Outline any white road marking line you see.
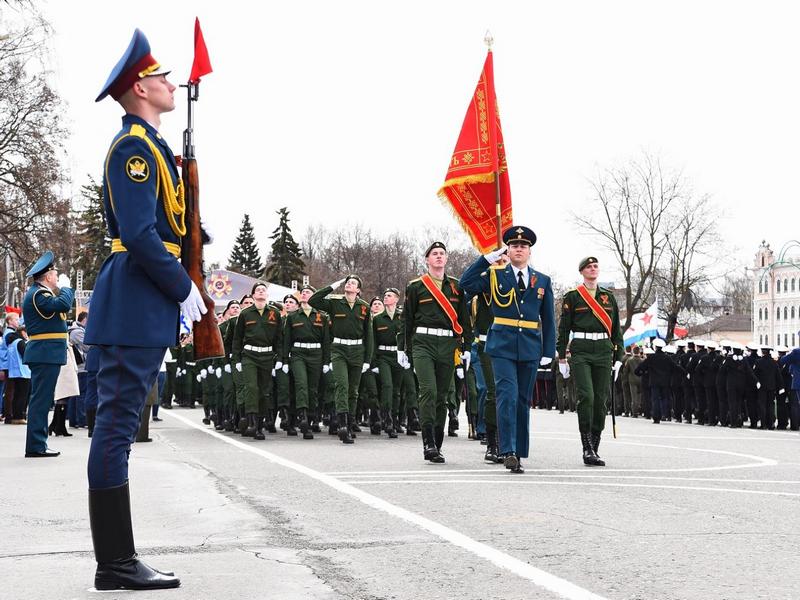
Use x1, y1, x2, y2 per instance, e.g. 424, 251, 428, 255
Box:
338, 479, 800, 498
333, 473, 800, 484
165, 410, 609, 600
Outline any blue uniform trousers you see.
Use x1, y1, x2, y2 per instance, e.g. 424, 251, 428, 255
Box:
88, 346, 164, 489
25, 364, 61, 454
491, 356, 537, 458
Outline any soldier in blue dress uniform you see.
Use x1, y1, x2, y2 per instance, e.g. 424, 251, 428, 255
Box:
460, 226, 556, 474
21, 251, 74, 457
84, 29, 207, 591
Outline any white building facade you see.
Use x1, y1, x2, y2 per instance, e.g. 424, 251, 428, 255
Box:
753, 241, 800, 348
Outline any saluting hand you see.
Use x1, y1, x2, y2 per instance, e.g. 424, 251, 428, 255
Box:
57, 273, 72, 289
331, 278, 347, 291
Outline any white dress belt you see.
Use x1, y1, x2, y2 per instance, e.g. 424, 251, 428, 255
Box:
244, 344, 273, 352
415, 327, 453, 337
333, 337, 362, 345
378, 345, 398, 351
572, 332, 608, 341
293, 342, 322, 349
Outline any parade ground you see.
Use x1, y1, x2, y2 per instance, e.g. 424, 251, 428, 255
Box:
2, 408, 799, 600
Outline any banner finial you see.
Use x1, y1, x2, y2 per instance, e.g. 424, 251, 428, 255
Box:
484, 30, 494, 50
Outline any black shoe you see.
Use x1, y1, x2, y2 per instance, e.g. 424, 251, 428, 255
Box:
447, 407, 459, 435
286, 413, 298, 436
265, 410, 277, 433
243, 414, 257, 438
510, 458, 525, 474
338, 413, 354, 444
254, 417, 265, 441
90, 482, 180, 591
422, 426, 444, 463
25, 449, 60, 458
582, 432, 605, 466
152, 417, 163, 422
503, 454, 519, 470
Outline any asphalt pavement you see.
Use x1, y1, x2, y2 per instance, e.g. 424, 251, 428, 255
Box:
2, 407, 799, 600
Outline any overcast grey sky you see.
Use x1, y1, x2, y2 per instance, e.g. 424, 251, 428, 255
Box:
42, 1, 800, 287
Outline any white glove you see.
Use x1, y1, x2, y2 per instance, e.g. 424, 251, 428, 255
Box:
235, 362, 242, 372
196, 374, 202, 382
756, 382, 761, 389
57, 273, 72, 289
779, 388, 785, 395
200, 215, 214, 244
215, 368, 222, 378
483, 246, 507, 264
224, 364, 231, 373
460, 351, 471, 371
206, 366, 214, 375
397, 350, 408, 368
331, 278, 347, 290
540, 357, 553, 366
686, 373, 691, 380
275, 361, 283, 370
403, 362, 410, 370
180, 282, 207, 323
281, 364, 289, 374
271, 368, 276, 377
201, 370, 207, 379
613, 360, 623, 382
362, 362, 370, 373
455, 366, 465, 379
559, 361, 570, 379
371, 367, 379, 374
323, 364, 331, 374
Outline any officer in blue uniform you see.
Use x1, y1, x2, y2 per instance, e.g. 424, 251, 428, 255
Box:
461, 226, 556, 473
21, 251, 74, 457
85, 29, 206, 591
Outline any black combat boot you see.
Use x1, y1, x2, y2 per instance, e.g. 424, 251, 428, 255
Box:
286, 412, 298, 436
298, 408, 313, 439
243, 414, 257, 438
86, 407, 96, 438
338, 413, 354, 444
89, 482, 180, 590
447, 407, 459, 436
434, 425, 446, 461
253, 416, 265, 441
393, 411, 405, 435
265, 409, 277, 433
591, 431, 603, 462
238, 414, 248, 435
328, 410, 338, 435
382, 410, 397, 438
410, 407, 421, 431
202, 406, 211, 425
422, 425, 444, 463
484, 428, 501, 464
369, 408, 382, 435
349, 414, 362, 434
310, 410, 321, 433
405, 409, 417, 436
468, 413, 477, 440
581, 431, 604, 466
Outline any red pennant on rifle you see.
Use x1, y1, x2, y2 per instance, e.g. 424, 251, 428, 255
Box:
189, 18, 213, 83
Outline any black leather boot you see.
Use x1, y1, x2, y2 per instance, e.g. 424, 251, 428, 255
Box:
310, 410, 321, 433
591, 431, 603, 461
328, 410, 338, 435
582, 431, 605, 466
265, 409, 277, 433
55, 405, 72, 436
349, 414, 362, 434
238, 415, 248, 435
338, 413, 354, 444
434, 426, 446, 461
447, 407, 459, 436
369, 408, 382, 435
422, 425, 444, 463
410, 407, 421, 431
405, 409, 417, 435
202, 406, 211, 425
254, 416, 265, 440
484, 428, 501, 464
86, 407, 96, 438
298, 408, 313, 439
243, 413, 257, 438
89, 482, 180, 590
383, 410, 397, 438
286, 412, 298, 436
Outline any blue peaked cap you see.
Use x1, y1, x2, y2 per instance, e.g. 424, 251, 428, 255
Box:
96, 28, 169, 102
26, 250, 54, 278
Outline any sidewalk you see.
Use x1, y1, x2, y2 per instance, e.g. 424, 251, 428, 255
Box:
0, 418, 339, 599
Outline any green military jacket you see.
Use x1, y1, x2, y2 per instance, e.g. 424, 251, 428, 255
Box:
308, 285, 373, 357
371, 308, 402, 365
556, 286, 624, 362
232, 303, 283, 363
471, 292, 493, 346
402, 273, 472, 355
282, 306, 331, 364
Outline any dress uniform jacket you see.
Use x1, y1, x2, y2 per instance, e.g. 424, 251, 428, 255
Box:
22, 283, 74, 365
85, 114, 191, 348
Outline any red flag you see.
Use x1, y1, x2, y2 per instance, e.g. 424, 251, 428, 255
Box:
4, 305, 21, 316
437, 50, 512, 253
189, 18, 213, 83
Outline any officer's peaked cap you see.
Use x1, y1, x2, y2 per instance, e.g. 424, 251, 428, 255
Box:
26, 251, 54, 278
96, 29, 170, 102
503, 226, 536, 247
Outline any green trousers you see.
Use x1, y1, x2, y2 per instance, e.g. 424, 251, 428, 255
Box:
290, 348, 322, 411
377, 353, 403, 412
570, 339, 612, 433
358, 370, 379, 412
331, 345, 364, 415
411, 334, 458, 428
400, 368, 418, 412
478, 347, 497, 429
275, 368, 292, 409
222, 369, 235, 410
242, 353, 274, 415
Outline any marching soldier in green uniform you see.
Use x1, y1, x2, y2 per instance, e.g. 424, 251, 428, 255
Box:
232, 282, 283, 440
284, 286, 330, 440
275, 297, 297, 436
557, 257, 624, 466
371, 288, 406, 439
309, 275, 373, 444
225, 295, 253, 432
471, 292, 500, 462
217, 300, 240, 430
400, 242, 472, 463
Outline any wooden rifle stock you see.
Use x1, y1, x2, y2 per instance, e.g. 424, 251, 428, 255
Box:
181, 157, 223, 360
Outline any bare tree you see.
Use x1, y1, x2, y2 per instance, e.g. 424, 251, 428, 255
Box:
575, 152, 686, 329
718, 271, 754, 316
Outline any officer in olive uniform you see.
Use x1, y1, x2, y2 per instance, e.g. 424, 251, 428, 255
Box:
284, 286, 330, 439
309, 275, 373, 444
87, 29, 203, 590
21, 251, 74, 458
371, 288, 405, 439
400, 242, 472, 464
461, 226, 556, 474
556, 257, 623, 467
232, 282, 283, 440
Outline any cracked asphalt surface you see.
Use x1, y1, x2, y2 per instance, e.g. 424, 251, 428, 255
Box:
2, 407, 799, 600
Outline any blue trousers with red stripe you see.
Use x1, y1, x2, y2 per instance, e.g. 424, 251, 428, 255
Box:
87, 345, 164, 489
491, 356, 537, 458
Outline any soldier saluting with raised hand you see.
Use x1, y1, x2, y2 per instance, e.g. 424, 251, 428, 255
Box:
557, 257, 624, 467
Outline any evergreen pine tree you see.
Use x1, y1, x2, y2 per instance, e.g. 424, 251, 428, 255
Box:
73, 177, 111, 290
227, 213, 263, 278
263, 207, 305, 286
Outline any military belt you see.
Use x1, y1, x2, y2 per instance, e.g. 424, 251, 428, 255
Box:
415, 327, 453, 337
28, 333, 68, 341
378, 345, 398, 351
493, 317, 538, 330
111, 238, 181, 258
572, 332, 608, 340
244, 344, 273, 353
294, 342, 321, 349
333, 338, 362, 345
478, 334, 487, 342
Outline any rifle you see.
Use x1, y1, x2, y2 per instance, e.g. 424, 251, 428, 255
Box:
180, 79, 223, 360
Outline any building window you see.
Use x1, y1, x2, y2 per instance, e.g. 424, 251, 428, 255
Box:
793, 333, 796, 346
792, 306, 796, 319
760, 334, 763, 344
777, 306, 781, 320
777, 279, 781, 293
765, 334, 769, 344
758, 280, 763, 294
758, 307, 762, 320
793, 278, 797, 292
785, 333, 789, 346
784, 306, 789, 320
